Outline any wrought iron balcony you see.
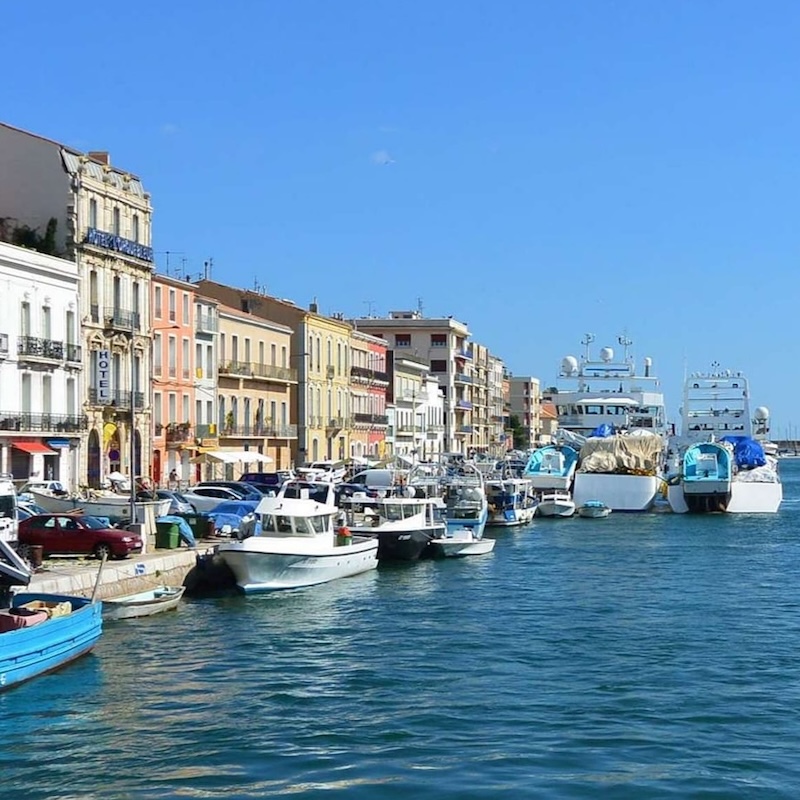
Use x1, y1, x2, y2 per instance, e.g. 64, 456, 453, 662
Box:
164, 423, 193, 443
219, 361, 297, 382
219, 421, 299, 438
87, 389, 145, 409
18, 336, 64, 361
353, 412, 389, 426
104, 308, 141, 332
350, 365, 390, 383
195, 423, 218, 440
196, 313, 217, 334
0, 411, 88, 432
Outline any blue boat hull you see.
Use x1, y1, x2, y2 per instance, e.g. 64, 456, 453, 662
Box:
0, 593, 103, 692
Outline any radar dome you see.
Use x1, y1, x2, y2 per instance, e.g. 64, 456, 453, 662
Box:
600, 347, 614, 362
754, 406, 770, 421
561, 356, 578, 375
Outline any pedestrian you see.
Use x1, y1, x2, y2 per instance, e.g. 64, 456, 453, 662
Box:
168, 468, 178, 489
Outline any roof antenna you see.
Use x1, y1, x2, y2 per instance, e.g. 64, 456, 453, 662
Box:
580, 333, 595, 362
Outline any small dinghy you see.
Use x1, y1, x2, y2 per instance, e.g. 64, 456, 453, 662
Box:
103, 586, 185, 620
577, 500, 612, 519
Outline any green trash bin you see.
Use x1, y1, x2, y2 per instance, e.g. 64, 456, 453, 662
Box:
155, 521, 180, 549
177, 513, 211, 541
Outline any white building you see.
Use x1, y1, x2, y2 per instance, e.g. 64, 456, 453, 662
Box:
0, 242, 83, 486
0, 123, 155, 487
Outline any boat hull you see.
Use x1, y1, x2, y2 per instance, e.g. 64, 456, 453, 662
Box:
537, 501, 575, 518
667, 481, 782, 514
218, 538, 378, 592
577, 506, 612, 518
430, 535, 495, 558
486, 506, 536, 527
572, 474, 659, 512
30, 490, 171, 522
103, 586, 185, 620
0, 594, 102, 691
377, 529, 440, 562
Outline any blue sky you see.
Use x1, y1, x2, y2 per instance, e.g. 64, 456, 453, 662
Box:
3, 1, 799, 435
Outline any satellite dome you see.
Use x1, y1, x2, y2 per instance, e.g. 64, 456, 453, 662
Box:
561, 356, 578, 375
600, 347, 614, 362
754, 406, 770, 421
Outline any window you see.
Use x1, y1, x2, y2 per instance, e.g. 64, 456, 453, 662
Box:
182, 338, 190, 379
395, 334, 411, 348
182, 293, 189, 324
431, 333, 447, 347
132, 282, 140, 328
182, 394, 190, 422
41, 305, 51, 339
20, 302, 30, 337
315, 337, 321, 371
270, 343, 277, 365
168, 290, 176, 322
132, 213, 139, 242
89, 198, 97, 229
195, 343, 202, 377
196, 399, 202, 426
231, 335, 239, 363
154, 286, 162, 319
206, 345, 213, 378
153, 392, 162, 427
281, 346, 287, 367
66, 378, 76, 417
42, 375, 52, 414
21, 374, 31, 411
113, 207, 121, 235
168, 393, 177, 423
244, 337, 251, 363
430, 360, 447, 373
168, 335, 177, 377
259, 341, 265, 365
308, 337, 314, 371
153, 334, 162, 376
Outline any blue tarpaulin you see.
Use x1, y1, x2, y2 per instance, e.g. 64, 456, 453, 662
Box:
720, 436, 767, 468
590, 424, 615, 438
156, 515, 196, 547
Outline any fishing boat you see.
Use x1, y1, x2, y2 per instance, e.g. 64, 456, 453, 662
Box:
216, 481, 378, 592
666, 367, 782, 513
29, 489, 171, 523
537, 490, 576, 518
439, 459, 489, 539
577, 500, 612, 518
485, 478, 537, 527
522, 445, 579, 491
429, 528, 495, 558
103, 586, 185, 620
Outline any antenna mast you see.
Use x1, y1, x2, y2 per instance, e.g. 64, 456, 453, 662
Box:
580, 333, 595, 362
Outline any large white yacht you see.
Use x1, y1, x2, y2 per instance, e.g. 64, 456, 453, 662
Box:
546, 334, 668, 512
666, 367, 782, 513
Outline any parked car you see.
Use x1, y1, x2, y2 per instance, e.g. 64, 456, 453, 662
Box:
182, 486, 246, 512
18, 514, 143, 560
296, 460, 347, 482
155, 489, 194, 515
240, 470, 295, 489
195, 481, 263, 501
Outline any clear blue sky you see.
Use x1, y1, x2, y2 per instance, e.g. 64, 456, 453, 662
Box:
3, 1, 798, 435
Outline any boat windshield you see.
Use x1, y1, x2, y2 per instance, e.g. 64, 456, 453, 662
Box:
261, 513, 330, 535
0, 495, 14, 519
383, 502, 422, 521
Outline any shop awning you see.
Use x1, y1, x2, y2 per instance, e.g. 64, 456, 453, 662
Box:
190, 449, 273, 465
13, 442, 57, 455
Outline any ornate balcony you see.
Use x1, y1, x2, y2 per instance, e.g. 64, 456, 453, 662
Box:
18, 336, 64, 362
104, 308, 141, 332
165, 423, 193, 444
196, 313, 217, 334
350, 365, 389, 384
353, 412, 389, 426
219, 361, 297, 383
454, 372, 472, 384
456, 399, 473, 411
0, 411, 88, 432
87, 389, 145, 409
66, 343, 82, 363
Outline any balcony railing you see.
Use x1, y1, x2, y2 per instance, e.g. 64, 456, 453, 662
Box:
219, 361, 297, 382
66, 343, 82, 362
87, 389, 145, 409
454, 372, 472, 384
353, 412, 389, 426
105, 308, 141, 332
455, 425, 474, 435
350, 365, 389, 383
196, 313, 217, 334
90, 304, 100, 323
0, 411, 88, 432
456, 347, 473, 360
219, 422, 299, 438
164, 424, 193, 443
456, 399, 473, 410
18, 336, 64, 361
195, 423, 218, 440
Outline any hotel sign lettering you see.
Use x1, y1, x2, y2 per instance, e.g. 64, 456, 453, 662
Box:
84, 227, 154, 262
96, 349, 112, 404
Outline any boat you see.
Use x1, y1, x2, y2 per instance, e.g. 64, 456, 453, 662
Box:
537, 490, 576, 518
577, 500, 612, 518
29, 489, 171, 523
429, 528, 495, 558
343, 494, 447, 562
522, 445, 579, 491
666, 367, 782, 514
439, 458, 489, 539
216, 481, 378, 592
545, 334, 668, 511
103, 586, 185, 620
485, 478, 537, 527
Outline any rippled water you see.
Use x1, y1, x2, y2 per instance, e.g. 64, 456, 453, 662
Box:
4, 463, 800, 798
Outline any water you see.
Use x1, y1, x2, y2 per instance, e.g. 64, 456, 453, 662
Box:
4, 464, 800, 799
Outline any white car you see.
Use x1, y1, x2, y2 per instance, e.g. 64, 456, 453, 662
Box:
182, 486, 244, 512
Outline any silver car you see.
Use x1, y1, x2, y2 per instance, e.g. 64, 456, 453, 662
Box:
156, 490, 194, 515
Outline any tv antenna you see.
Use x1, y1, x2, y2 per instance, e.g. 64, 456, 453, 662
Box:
155, 250, 186, 274
364, 300, 376, 318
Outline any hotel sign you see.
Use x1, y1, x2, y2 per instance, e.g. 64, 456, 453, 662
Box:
84, 227, 154, 262
96, 349, 112, 404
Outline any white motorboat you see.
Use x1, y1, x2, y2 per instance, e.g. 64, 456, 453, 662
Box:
523, 445, 579, 491
537, 490, 576, 518
216, 481, 377, 592
577, 500, 612, 519
103, 586, 185, 620
29, 489, 171, 523
485, 478, 537, 527
666, 367, 782, 514
429, 528, 495, 558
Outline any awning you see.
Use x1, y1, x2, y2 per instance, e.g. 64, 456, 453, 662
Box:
190, 449, 273, 465
13, 442, 57, 455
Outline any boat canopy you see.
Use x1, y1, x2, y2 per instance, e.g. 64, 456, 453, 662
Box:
683, 442, 732, 481
720, 436, 766, 468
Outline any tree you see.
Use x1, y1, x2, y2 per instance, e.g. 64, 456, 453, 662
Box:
508, 414, 528, 449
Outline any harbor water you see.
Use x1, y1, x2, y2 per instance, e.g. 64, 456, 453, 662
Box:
4, 462, 800, 799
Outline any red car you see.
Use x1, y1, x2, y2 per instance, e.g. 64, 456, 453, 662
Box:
18, 514, 143, 560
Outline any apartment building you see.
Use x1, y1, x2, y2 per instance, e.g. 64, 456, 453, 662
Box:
0, 123, 154, 487
349, 329, 389, 461
510, 376, 542, 448
353, 311, 472, 453
0, 242, 85, 486
195, 282, 349, 466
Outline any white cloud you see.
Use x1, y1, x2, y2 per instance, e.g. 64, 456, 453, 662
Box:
370, 150, 395, 166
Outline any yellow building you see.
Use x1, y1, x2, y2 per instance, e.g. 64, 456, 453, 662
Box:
195, 282, 352, 465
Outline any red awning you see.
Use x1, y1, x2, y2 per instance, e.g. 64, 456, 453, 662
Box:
13, 442, 57, 455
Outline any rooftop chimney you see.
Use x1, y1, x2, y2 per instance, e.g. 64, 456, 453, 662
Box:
88, 151, 110, 166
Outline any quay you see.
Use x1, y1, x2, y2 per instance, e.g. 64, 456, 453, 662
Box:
24, 542, 233, 600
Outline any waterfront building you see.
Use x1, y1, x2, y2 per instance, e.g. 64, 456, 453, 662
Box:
150, 275, 197, 486
539, 402, 559, 444
216, 304, 296, 470
193, 295, 220, 478
0, 242, 85, 486
488, 355, 509, 454
510, 376, 543, 448
0, 124, 154, 487
353, 311, 472, 453
348, 329, 389, 461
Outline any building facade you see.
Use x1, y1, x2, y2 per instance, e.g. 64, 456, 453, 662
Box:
510, 376, 542, 448
353, 311, 472, 453
0, 123, 155, 487
0, 242, 85, 486
193, 295, 220, 474
349, 329, 389, 461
